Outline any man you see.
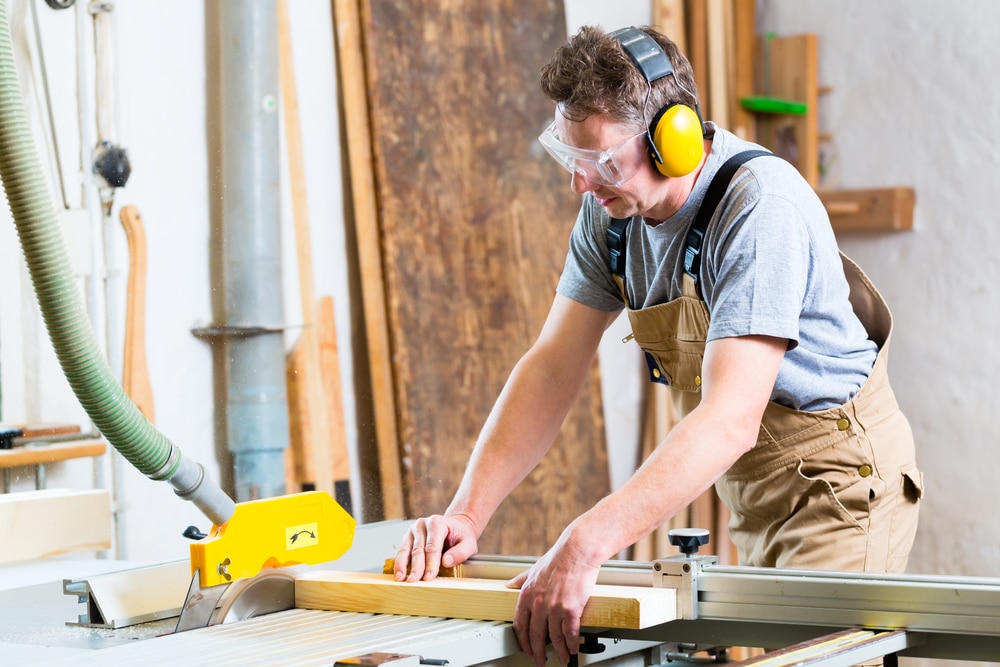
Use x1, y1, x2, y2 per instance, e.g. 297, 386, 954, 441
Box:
394, 25, 922, 666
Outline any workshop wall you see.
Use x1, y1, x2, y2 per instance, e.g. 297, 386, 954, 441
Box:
1, 2, 997, 630
0, 0, 351, 562
571, 0, 1000, 590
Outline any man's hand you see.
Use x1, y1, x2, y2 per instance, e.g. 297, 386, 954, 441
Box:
394, 514, 479, 582
507, 531, 602, 666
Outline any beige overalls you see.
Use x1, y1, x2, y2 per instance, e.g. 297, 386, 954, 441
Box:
622, 253, 923, 574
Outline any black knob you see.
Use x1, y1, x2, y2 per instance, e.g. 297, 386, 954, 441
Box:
579, 634, 606, 654
668, 528, 710, 555
182, 525, 208, 541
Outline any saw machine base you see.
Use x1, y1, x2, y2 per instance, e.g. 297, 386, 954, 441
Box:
8, 523, 1000, 666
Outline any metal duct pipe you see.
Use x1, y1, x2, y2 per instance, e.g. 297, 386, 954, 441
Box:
219, 0, 288, 501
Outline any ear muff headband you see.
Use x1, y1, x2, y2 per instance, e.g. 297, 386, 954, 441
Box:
610, 26, 705, 178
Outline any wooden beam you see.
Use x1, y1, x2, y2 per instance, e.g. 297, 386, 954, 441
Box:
819, 187, 915, 232
652, 0, 686, 53
706, 0, 729, 128
754, 34, 819, 186
0, 489, 111, 562
332, 0, 404, 519
685, 0, 709, 116
731, 0, 756, 141
279, 0, 335, 498
0, 440, 105, 469
295, 571, 678, 630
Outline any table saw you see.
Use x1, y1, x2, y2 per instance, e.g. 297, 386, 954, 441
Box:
5, 518, 1000, 667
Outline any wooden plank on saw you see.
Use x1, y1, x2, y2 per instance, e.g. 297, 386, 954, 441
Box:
358, 0, 609, 555
295, 570, 677, 630
0, 489, 111, 563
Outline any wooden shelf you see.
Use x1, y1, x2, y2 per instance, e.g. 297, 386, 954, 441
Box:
818, 187, 915, 232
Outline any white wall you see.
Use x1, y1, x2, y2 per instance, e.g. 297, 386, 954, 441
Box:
0, 0, 351, 563
2, 3, 999, 634
754, 1, 1000, 592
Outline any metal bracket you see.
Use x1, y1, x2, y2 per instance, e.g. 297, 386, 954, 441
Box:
652, 554, 718, 620
63, 560, 189, 629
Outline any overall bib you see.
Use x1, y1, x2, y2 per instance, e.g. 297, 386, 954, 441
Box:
608, 152, 922, 574
624, 255, 922, 573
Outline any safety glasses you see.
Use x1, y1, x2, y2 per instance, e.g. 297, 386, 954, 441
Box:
538, 120, 648, 187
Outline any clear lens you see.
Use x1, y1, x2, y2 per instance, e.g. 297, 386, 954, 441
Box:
538, 121, 647, 187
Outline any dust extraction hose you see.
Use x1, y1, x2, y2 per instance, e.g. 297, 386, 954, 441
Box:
0, 0, 235, 526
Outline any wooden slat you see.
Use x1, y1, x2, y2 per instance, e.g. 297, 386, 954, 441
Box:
731, 0, 756, 141
318, 295, 352, 511
0, 440, 105, 469
332, 0, 404, 520
0, 423, 81, 440
819, 188, 915, 232
279, 0, 335, 498
295, 571, 678, 630
0, 489, 111, 562
652, 0, 686, 53
706, 0, 729, 128
754, 34, 819, 186
685, 0, 709, 114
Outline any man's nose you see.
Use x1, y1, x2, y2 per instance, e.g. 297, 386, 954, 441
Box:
570, 169, 595, 194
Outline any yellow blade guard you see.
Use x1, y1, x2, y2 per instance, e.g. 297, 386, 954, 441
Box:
190, 491, 356, 587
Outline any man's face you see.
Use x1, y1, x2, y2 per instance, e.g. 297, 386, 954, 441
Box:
544, 112, 678, 221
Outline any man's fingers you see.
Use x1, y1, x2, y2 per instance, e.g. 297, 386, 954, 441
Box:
560, 615, 580, 663
528, 607, 549, 667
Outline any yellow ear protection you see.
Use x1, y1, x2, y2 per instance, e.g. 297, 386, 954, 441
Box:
610, 27, 706, 178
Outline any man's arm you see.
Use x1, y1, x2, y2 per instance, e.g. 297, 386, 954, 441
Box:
510, 333, 788, 666
394, 294, 619, 581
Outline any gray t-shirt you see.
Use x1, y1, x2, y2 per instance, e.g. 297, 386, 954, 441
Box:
556, 124, 877, 411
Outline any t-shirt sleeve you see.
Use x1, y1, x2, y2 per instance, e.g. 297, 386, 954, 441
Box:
556, 198, 626, 313
705, 191, 811, 347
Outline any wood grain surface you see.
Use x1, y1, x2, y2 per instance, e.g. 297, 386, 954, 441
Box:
359, 0, 609, 554
295, 570, 677, 629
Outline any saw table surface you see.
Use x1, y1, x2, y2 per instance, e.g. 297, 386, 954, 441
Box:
0, 521, 660, 666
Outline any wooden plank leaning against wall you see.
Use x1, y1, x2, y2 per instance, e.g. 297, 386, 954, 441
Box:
340, 0, 610, 556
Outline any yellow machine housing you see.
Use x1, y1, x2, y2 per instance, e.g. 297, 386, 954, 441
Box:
190, 491, 356, 588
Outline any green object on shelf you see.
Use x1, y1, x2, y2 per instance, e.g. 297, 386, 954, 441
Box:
740, 96, 808, 115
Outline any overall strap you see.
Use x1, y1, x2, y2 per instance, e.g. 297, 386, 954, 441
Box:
683, 149, 771, 290
605, 149, 771, 291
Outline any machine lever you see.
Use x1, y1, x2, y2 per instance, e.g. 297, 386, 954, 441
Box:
183, 525, 208, 540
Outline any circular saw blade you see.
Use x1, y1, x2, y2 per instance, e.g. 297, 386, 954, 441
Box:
210, 569, 297, 625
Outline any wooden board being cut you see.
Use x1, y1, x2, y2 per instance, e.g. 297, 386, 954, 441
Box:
295, 570, 677, 630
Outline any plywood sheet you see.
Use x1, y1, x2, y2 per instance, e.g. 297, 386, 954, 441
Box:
360, 1, 609, 554
295, 570, 677, 630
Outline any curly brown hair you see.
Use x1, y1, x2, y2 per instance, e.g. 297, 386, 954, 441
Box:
539, 25, 699, 132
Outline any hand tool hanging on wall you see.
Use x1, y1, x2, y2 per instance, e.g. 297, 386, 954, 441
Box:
118, 205, 154, 422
